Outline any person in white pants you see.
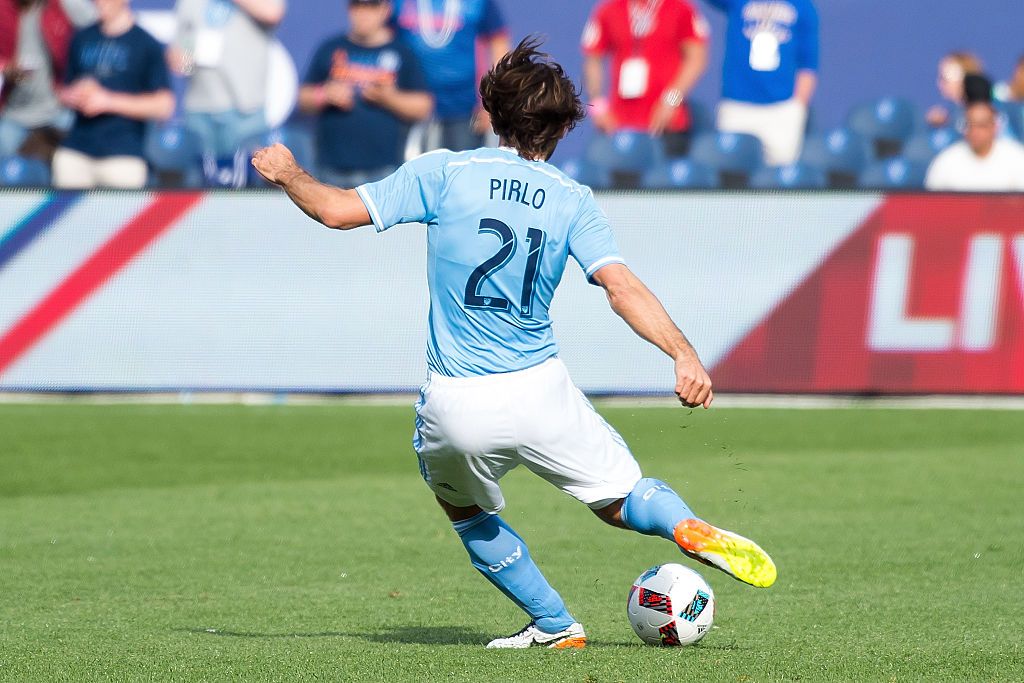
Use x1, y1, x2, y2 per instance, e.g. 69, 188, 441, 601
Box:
703, 0, 819, 166
52, 0, 174, 188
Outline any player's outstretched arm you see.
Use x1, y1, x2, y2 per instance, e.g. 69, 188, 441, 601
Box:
592, 263, 713, 409
252, 144, 371, 230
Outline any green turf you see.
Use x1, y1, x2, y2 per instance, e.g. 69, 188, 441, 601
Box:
2, 404, 1022, 682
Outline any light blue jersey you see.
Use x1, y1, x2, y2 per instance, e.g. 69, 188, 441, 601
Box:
356, 147, 624, 377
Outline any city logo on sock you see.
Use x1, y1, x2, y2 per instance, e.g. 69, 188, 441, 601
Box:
487, 545, 523, 573
641, 484, 671, 501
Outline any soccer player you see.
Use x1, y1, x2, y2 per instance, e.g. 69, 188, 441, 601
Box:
252, 37, 776, 650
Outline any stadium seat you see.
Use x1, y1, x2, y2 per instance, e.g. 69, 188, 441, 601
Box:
800, 128, 873, 188
859, 158, 928, 190
0, 155, 50, 187
559, 158, 611, 190
686, 100, 715, 137
239, 126, 316, 187
689, 131, 763, 188
749, 163, 828, 190
641, 159, 719, 189
901, 127, 959, 165
846, 97, 916, 158
584, 131, 666, 188
144, 122, 204, 188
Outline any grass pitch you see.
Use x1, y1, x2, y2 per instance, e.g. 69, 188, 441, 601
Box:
1, 404, 1022, 682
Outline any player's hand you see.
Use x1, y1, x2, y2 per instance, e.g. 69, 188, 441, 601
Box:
592, 110, 618, 134
325, 81, 355, 110
362, 80, 397, 108
2, 63, 31, 85
674, 354, 713, 409
79, 85, 113, 117
166, 46, 194, 76
252, 143, 300, 186
648, 100, 677, 135
925, 105, 949, 128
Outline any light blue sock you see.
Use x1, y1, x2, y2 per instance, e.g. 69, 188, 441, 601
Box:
453, 512, 575, 634
620, 478, 697, 542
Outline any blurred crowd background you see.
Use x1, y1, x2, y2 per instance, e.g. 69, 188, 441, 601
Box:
1, 0, 1023, 192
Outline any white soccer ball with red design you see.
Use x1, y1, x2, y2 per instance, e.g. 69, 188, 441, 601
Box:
627, 563, 715, 646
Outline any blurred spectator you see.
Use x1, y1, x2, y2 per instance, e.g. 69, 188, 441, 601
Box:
582, 0, 709, 157
0, 0, 96, 162
925, 101, 1024, 191
925, 51, 982, 129
52, 0, 173, 188
390, 0, 509, 151
994, 54, 1024, 103
169, 0, 284, 158
705, 0, 818, 166
299, 0, 432, 187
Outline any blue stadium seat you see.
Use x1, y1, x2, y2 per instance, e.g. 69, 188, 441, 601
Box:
901, 127, 959, 165
144, 122, 204, 188
859, 158, 928, 190
749, 163, 828, 190
239, 126, 316, 186
641, 159, 718, 189
0, 155, 50, 187
585, 131, 664, 174
689, 131, 763, 188
559, 158, 611, 190
686, 100, 715, 137
846, 97, 917, 158
800, 128, 872, 188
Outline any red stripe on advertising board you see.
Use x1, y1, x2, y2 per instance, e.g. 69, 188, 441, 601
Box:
0, 193, 204, 376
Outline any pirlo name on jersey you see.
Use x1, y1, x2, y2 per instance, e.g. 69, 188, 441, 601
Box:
489, 178, 547, 210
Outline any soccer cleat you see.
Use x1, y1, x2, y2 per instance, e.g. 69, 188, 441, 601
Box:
485, 621, 587, 649
673, 518, 777, 588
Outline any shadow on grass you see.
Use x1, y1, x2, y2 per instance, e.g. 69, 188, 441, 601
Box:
183, 627, 746, 650
181, 625, 491, 645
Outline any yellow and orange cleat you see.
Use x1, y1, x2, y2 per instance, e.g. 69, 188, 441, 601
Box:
674, 518, 777, 588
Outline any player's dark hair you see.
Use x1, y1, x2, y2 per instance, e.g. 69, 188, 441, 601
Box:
479, 36, 585, 161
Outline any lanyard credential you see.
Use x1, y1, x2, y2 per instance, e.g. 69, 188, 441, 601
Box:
417, 0, 461, 50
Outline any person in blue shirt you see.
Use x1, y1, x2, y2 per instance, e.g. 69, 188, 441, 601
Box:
52, 0, 174, 188
299, 0, 433, 188
390, 0, 509, 152
704, 0, 818, 166
253, 37, 776, 649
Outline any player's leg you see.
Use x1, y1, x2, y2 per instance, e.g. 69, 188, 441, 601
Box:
513, 360, 775, 589
432, 495, 584, 648
415, 377, 584, 648
593, 480, 777, 588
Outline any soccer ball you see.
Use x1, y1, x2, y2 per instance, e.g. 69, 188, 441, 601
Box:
627, 563, 715, 646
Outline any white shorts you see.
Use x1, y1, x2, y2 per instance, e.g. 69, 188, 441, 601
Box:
413, 358, 643, 513
717, 98, 808, 167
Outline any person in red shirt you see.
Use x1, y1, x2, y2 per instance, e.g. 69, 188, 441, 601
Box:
582, 0, 709, 156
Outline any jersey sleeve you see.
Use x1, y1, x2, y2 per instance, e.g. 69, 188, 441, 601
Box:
144, 36, 172, 92
795, 1, 820, 71
397, 45, 428, 92
355, 151, 450, 232
479, 0, 507, 36
677, 2, 710, 45
568, 191, 625, 281
581, 3, 610, 55
304, 41, 332, 84
64, 30, 84, 83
